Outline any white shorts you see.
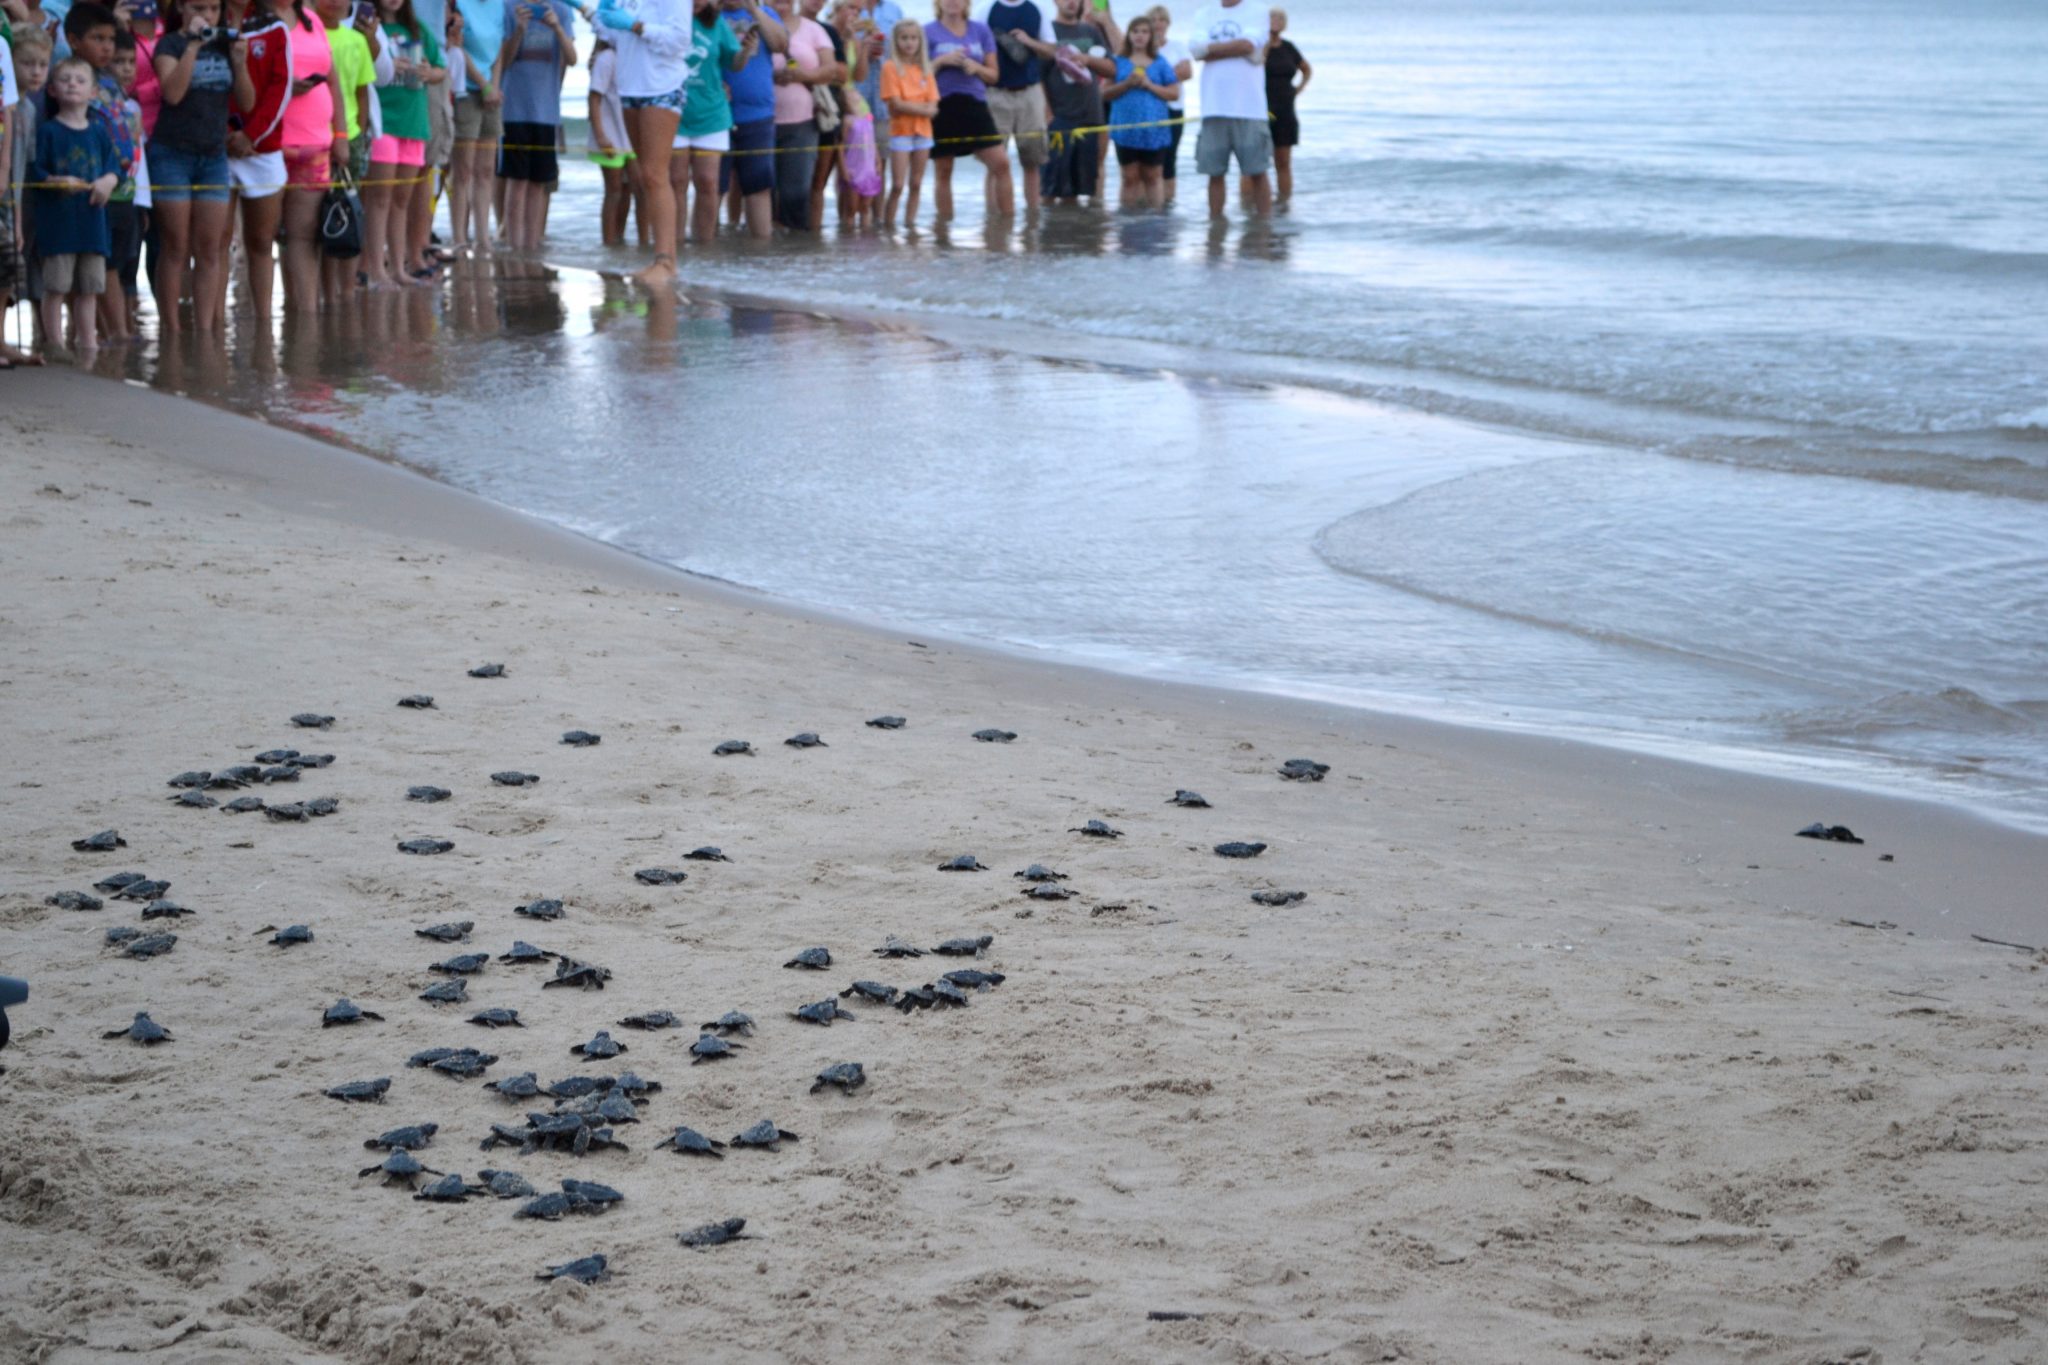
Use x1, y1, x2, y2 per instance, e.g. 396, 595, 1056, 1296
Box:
229, 151, 287, 200
670, 129, 732, 153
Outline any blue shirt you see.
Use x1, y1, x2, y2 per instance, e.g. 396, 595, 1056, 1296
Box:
720, 6, 781, 126
29, 115, 120, 257
499, 0, 575, 123
980, 0, 1045, 90
1108, 55, 1174, 149
461, 0, 508, 93
854, 0, 900, 113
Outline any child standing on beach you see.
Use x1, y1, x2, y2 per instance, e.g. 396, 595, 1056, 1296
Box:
7, 28, 51, 360
584, 34, 645, 246
101, 30, 148, 341
29, 56, 121, 358
366, 0, 443, 285
1104, 10, 1175, 208
147, 0, 248, 333
876, 16, 931, 229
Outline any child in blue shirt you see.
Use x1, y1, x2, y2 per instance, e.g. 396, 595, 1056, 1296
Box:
30, 55, 120, 358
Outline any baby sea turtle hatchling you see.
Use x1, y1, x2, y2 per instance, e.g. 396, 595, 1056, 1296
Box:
326, 1077, 391, 1102
516, 1192, 577, 1221
690, 1034, 743, 1064
46, 891, 104, 911
305, 798, 340, 817
1796, 822, 1865, 844
365, 1123, 439, 1151
928, 980, 973, 1008
166, 771, 213, 789
122, 933, 178, 958
1166, 790, 1211, 808
421, 1047, 498, 1079
291, 713, 335, 730
938, 854, 987, 872
840, 980, 898, 1005
1013, 864, 1066, 882
942, 969, 1005, 990
264, 802, 309, 822
566, 1091, 643, 1126
893, 986, 936, 1011
220, 765, 265, 783
486, 1072, 544, 1101
397, 694, 436, 709
562, 1179, 624, 1212
112, 878, 170, 901
482, 1169, 536, 1198
571, 1030, 628, 1059
416, 921, 474, 943
811, 1062, 865, 1094
407, 785, 452, 803
700, 1011, 755, 1036
683, 847, 729, 862
613, 1071, 662, 1099
866, 716, 907, 729
617, 1010, 680, 1030
258, 766, 301, 784
254, 750, 299, 765
515, 898, 565, 921
973, 729, 1017, 743
545, 1075, 615, 1100
932, 935, 994, 957
399, 838, 455, 855
470, 1008, 523, 1029
93, 871, 146, 892
561, 730, 602, 747
432, 953, 489, 976
633, 868, 687, 886
359, 1150, 442, 1187
468, 663, 507, 678
537, 1255, 608, 1285
1215, 841, 1267, 859
323, 998, 385, 1027
544, 958, 612, 990
1022, 883, 1073, 901
106, 926, 142, 945
528, 1115, 631, 1157
784, 947, 831, 970
784, 732, 827, 748
288, 752, 335, 769
1071, 820, 1124, 839
170, 791, 218, 809
655, 1126, 727, 1158
679, 1219, 749, 1249
873, 936, 924, 959
221, 796, 266, 814
1251, 890, 1306, 907
419, 980, 469, 1005
499, 941, 554, 965
491, 771, 540, 787
268, 924, 313, 946
792, 999, 854, 1026
712, 740, 754, 756
142, 900, 195, 920
1279, 758, 1330, 782
413, 1173, 483, 1202
71, 829, 126, 852
730, 1119, 799, 1151
103, 1011, 172, 1044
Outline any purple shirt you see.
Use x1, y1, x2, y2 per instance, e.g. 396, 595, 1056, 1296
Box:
924, 18, 995, 102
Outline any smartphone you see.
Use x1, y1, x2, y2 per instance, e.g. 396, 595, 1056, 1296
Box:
353, 0, 375, 21
1090, 0, 1108, 10
130, 0, 160, 21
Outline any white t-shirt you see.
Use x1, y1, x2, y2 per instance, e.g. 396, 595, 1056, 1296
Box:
1159, 35, 1189, 110
586, 44, 628, 151
609, 0, 696, 98
1187, 0, 1267, 121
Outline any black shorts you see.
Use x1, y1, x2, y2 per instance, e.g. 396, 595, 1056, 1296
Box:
1114, 142, 1165, 168
931, 92, 1000, 159
498, 121, 560, 183
1270, 108, 1300, 149
107, 200, 142, 293
720, 116, 776, 197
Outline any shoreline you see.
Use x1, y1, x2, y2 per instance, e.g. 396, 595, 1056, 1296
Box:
5, 365, 2046, 1361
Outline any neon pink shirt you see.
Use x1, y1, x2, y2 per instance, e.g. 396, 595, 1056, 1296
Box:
279, 14, 338, 149
134, 33, 164, 135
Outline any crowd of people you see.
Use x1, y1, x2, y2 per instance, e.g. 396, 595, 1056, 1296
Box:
0, 0, 1309, 359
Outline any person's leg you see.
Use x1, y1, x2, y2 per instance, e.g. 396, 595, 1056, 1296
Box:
627, 103, 682, 282
503, 177, 529, 250
600, 163, 625, 245
885, 148, 907, 227
689, 153, 721, 244
280, 185, 323, 310
448, 116, 474, 250
772, 121, 817, 231
241, 191, 284, 322
1274, 143, 1291, 203
808, 136, 838, 233
1163, 118, 1181, 204
189, 199, 229, 331
74, 269, 101, 350
666, 146, 689, 247
1242, 119, 1274, 216
977, 144, 1013, 217
933, 152, 954, 222
39, 268, 67, 357
153, 199, 192, 334
364, 166, 396, 285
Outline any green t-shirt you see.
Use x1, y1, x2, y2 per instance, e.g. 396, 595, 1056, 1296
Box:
678, 14, 742, 138
328, 23, 375, 140
374, 22, 443, 142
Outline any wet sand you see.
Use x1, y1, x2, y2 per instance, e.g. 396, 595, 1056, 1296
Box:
2, 368, 2044, 1363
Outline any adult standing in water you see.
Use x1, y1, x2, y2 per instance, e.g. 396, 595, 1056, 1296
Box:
766, 0, 836, 230
717, 0, 786, 239
1186, 0, 1267, 216
924, 0, 1005, 219
670, 0, 752, 244
148, 0, 251, 332
271, 0, 349, 310
975, 0, 1047, 213
1144, 3, 1188, 202
1261, 4, 1302, 202
1029, 0, 1112, 206
495, 0, 575, 250
590, 0, 693, 282
449, 0, 505, 252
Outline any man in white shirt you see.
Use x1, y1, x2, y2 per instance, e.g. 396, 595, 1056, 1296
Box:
1186, 0, 1268, 216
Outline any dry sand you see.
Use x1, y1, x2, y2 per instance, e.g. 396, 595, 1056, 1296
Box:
2, 370, 2045, 1365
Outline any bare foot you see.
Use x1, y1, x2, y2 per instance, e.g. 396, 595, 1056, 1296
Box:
634, 254, 677, 289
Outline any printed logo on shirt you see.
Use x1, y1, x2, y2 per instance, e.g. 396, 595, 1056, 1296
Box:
1205, 18, 1244, 42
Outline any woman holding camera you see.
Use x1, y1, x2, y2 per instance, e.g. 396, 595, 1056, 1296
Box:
149, 0, 253, 331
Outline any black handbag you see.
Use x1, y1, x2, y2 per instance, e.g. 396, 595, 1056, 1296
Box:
319, 171, 364, 259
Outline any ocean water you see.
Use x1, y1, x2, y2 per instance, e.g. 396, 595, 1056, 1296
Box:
107, 0, 2048, 827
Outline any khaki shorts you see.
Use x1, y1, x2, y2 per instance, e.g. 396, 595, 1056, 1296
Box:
43, 252, 108, 296
986, 84, 1048, 168
1194, 115, 1272, 178
426, 82, 455, 169
453, 90, 504, 148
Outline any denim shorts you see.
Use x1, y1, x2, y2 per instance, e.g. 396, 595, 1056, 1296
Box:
146, 142, 232, 204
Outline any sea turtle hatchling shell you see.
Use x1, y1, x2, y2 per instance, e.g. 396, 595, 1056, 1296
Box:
811, 1062, 865, 1094
468, 663, 508, 679
397, 694, 437, 709
865, 716, 906, 729
1215, 841, 1268, 859
679, 1218, 749, 1248
560, 730, 602, 747
1251, 890, 1306, 906
399, 837, 456, 855
71, 829, 126, 852
972, 729, 1017, 743
712, 740, 753, 756
407, 785, 452, 803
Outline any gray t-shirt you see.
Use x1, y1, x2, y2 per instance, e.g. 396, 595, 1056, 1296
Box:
498, 0, 575, 125
151, 31, 238, 152
1043, 18, 1106, 125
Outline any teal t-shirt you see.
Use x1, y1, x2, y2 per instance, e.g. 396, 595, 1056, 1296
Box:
375, 22, 443, 142
678, 14, 741, 138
